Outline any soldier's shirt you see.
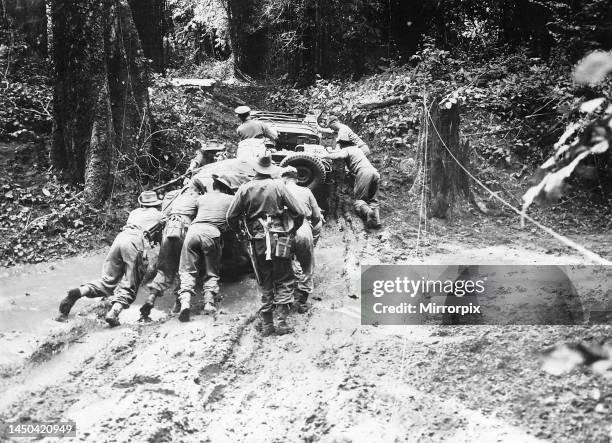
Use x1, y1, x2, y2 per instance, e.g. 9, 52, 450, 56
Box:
125, 207, 163, 232
192, 192, 235, 233
285, 182, 321, 222
336, 123, 366, 148
226, 176, 305, 229
341, 146, 376, 174
237, 119, 278, 141
166, 186, 199, 217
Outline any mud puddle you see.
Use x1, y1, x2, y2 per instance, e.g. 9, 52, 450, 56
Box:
0, 250, 263, 368
0, 253, 108, 366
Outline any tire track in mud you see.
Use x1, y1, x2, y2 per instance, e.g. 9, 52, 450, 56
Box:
0, 211, 547, 442
89, 216, 369, 441
181, 217, 412, 441
0, 303, 261, 442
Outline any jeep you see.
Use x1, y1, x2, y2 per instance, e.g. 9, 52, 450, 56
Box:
251, 111, 342, 192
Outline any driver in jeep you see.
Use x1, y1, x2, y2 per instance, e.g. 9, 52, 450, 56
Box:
235, 105, 278, 161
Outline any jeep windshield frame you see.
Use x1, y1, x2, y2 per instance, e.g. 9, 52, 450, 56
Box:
251, 110, 322, 149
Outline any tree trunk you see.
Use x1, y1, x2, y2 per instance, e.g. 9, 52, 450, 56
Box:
107, 0, 152, 158
50, 0, 151, 205
426, 97, 469, 219
127, 0, 166, 72
85, 80, 115, 202
226, 0, 266, 76
358, 94, 421, 110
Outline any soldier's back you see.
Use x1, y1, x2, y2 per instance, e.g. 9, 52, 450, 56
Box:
237, 120, 265, 140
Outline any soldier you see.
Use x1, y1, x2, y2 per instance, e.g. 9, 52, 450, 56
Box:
327, 116, 369, 154
226, 156, 305, 336
140, 183, 201, 319
323, 145, 382, 229
280, 166, 323, 313
186, 139, 227, 174
58, 191, 163, 327
235, 106, 278, 161
176, 175, 235, 322
235, 106, 279, 141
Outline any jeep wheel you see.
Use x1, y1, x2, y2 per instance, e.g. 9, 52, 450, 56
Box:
280, 153, 326, 189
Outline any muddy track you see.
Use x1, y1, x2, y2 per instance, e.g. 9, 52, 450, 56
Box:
0, 211, 365, 440
2, 208, 609, 441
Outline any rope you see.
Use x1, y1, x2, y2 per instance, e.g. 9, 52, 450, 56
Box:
423, 103, 612, 266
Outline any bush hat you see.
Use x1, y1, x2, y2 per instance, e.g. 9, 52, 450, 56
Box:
138, 190, 162, 207
252, 155, 279, 176
280, 166, 298, 179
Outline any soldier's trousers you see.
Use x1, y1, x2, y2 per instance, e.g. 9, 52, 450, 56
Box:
353, 167, 380, 212
83, 229, 147, 307
293, 222, 315, 295
148, 214, 190, 295
178, 223, 222, 304
252, 236, 295, 313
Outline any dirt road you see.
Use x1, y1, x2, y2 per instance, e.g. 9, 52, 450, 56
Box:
1, 214, 612, 442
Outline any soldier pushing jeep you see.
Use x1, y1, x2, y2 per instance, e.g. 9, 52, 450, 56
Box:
327, 116, 369, 154
226, 155, 305, 336
140, 183, 202, 319
281, 166, 323, 313
323, 144, 382, 230
58, 191, 163, 327
176, 175, 236, 322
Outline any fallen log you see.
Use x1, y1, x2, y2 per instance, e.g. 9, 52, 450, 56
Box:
170, 78, 216, 89
358, 94, 421, 110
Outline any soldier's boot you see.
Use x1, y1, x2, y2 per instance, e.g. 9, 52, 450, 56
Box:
275, 304, 294, 335
366, 205, 382, 229
59, 288, 83, 316
202, 291, 217, 315
178, 292, 191, 323
257, 311, 275, 337
171, 294, 181, 314
293, 289, 310, 314
105, 303, 124, 327
354, 200, 372, 223
139, 289, 161, 319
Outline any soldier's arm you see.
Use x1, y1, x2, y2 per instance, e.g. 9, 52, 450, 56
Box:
226, 190, 245, 232
144, 210, 164, 244
318, 125, 334, 135
347, 127, 369, 153
262, 122, 279, 141
309, 191, 322, 226
146, 222, 163, 245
